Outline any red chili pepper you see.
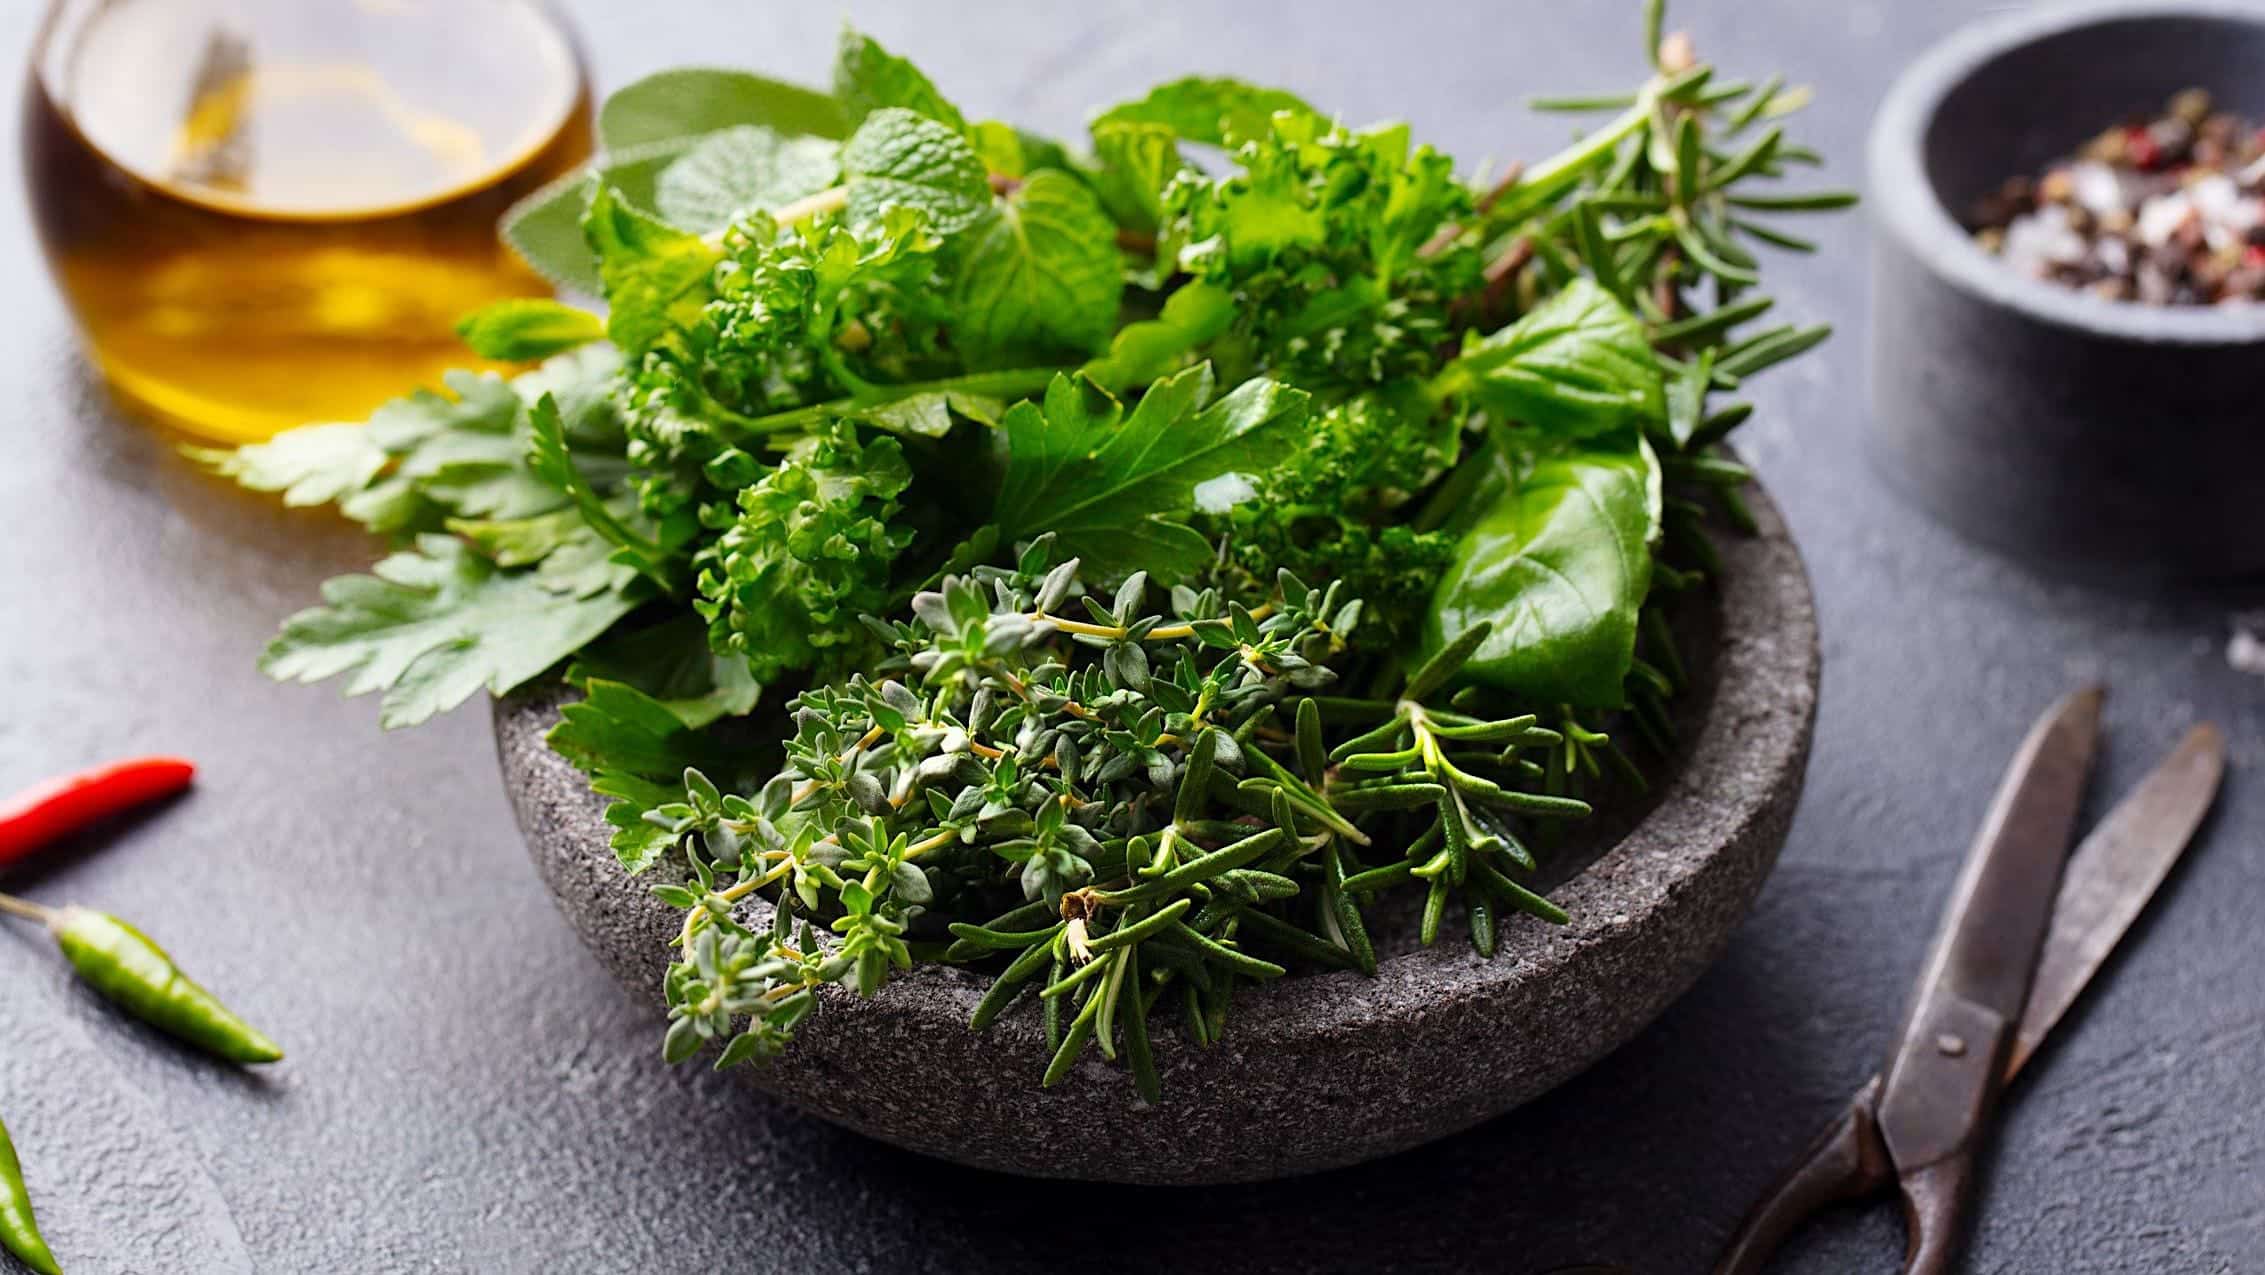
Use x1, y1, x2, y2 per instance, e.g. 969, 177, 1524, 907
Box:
2126, 125, 2162, 171
0, 757, 195, 867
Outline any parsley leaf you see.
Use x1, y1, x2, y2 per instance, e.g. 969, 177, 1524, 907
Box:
694, 423, 915, 682
262, 534, 638, 728
547, 678, 742, 781
565, 614, 760, 730
186, 424, 386, 510
527, 393, 678, 591
995, 365, 1308, 581
584, 185, 719, 355
953, 171, 1123, 368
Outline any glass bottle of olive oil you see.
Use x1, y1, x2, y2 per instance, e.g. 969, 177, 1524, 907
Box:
23, 0, 593, 442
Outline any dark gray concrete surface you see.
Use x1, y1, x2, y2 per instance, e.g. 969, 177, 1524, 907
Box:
0, 1, 2257, 1270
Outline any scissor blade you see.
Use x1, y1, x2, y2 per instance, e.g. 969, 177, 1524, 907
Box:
2004, 722, 2225, 1079
1910, 685, 2104, 1028
1874, 687, 2101, 1168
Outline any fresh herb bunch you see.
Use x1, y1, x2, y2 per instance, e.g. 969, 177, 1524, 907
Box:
206, 3, 1849, 1093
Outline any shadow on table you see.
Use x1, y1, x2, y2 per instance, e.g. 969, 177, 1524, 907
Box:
746, 917, 1881, 1275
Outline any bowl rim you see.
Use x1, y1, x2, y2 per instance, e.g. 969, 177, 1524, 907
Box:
1867, 0, 2265, 346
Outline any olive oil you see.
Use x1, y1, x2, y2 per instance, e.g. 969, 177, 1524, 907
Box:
23, 0, 593, 442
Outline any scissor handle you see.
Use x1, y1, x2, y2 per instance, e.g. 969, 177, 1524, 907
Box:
1713, 1077, 1894, 1275
1895, 1152, 1977, 1275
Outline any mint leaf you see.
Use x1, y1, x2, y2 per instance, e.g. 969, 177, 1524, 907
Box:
654, 126, 841, 232
1423, 440, 1660, 707
454, 298, 604, 361
1093, 76, 1318, 147
841, 108, 992, 235
598, 68, 848, 149
995, 365, 1309, 581
953, 171, 1122, 368
584, 185, 719, 354
1431, 278, 1665, 437
262, 534, 638, 729
834, 29, 967, 134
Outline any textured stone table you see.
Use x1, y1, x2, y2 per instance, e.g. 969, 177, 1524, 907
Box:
0, 1, 2257, 1270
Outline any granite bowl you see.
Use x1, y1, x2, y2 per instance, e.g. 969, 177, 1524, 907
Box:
494, 480, 1818, 1184
1868, 0, 2265, 578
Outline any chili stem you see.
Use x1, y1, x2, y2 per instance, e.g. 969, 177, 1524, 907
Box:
0, 892, 54, 925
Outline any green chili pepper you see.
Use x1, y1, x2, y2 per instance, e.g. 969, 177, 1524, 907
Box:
0, 1114, 60, 1275
46, 907, 282, 1065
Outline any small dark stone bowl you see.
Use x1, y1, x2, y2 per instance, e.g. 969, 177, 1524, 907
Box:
493, 482, 1817, 1184
1868, 0, 2265, 578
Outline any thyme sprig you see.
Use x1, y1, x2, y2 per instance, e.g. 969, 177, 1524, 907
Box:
646, 537, 1620, 1095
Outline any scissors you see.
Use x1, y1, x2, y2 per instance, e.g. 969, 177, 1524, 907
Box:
1714, 686, 2225, 1275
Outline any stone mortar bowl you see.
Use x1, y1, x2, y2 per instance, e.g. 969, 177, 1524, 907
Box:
1868, 0, 2265, 579
495, 480, 1817, 1184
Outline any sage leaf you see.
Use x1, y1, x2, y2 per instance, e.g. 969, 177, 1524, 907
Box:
503, 135, 701, 293
598, 67, 848, 148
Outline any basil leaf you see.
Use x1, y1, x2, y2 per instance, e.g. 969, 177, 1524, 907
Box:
598, 67, 848, 149
834, 29, 968, 134
841, 108, 992, 235
1422, 439, 1660, 707
654, 125, 841, 232
953, 171, 1123, 368
1432, 277, 1665, 437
